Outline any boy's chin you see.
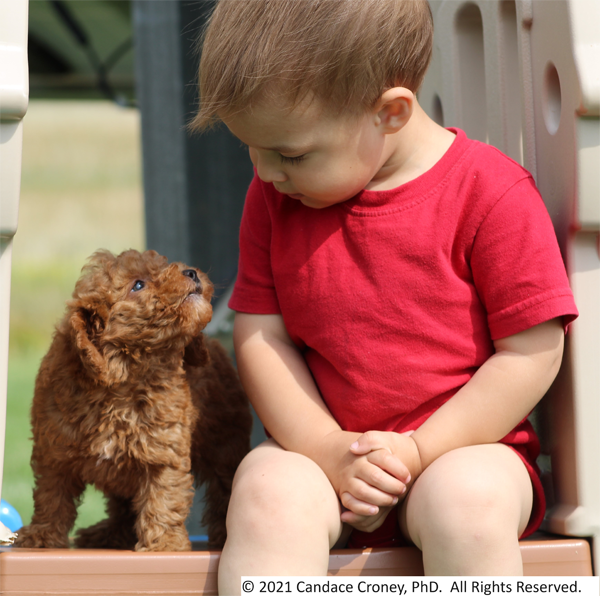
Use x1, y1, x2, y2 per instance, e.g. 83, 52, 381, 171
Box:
300, 197, 332, 209
293, 194, 345, 209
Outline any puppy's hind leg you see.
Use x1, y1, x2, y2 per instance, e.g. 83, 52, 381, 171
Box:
193, 400, 252, 548
15, 463, 85, 548
132, 466, 194, 552
194, 426, 251, 549
189, 340, 253, 548
74, 495, 137, 550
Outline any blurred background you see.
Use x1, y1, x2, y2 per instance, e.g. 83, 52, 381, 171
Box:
3, 0, 259, 537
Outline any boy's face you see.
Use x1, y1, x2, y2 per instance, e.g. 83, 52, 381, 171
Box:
222, 97, 388, 209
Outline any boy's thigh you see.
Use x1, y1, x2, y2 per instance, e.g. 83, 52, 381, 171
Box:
399, 443, 533, 549
231, 438, 345, 547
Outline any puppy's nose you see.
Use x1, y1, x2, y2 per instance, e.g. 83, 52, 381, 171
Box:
182, 269, 202, 292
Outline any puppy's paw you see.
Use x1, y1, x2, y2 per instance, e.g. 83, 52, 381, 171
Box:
74, 518, 137, 550
13, 524, 70, 548
135, 529, 192, 552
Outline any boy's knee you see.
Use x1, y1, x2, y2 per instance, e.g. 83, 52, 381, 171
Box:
406, 447, 529, 546
229, 444, 336, 522
423, 479, 501, 529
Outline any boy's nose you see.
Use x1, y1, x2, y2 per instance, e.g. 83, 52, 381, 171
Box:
251, 149, 288, 183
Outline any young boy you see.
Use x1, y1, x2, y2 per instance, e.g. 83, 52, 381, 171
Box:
192, 0, 578, 590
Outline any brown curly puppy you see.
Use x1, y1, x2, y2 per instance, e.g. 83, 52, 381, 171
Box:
15, 249, 252, 551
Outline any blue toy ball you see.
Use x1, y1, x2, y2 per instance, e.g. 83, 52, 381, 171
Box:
0, 499, 23, 532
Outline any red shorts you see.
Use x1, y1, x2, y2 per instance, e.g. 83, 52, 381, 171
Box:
347, 444, 545, 550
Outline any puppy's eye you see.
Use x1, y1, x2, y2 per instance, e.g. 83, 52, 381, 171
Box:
182, 269, 199, 282
131, 280, 145, 292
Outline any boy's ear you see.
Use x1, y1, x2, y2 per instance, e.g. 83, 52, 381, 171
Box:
375, 87, 414, 133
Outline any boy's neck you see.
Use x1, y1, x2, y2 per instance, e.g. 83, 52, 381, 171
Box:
367, 103, 456, 191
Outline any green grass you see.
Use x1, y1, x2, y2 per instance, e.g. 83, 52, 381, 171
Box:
2, 99, 144, 532
3, 353, 38, 525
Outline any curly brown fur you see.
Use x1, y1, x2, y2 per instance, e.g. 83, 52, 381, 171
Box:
15, 249, 252, 551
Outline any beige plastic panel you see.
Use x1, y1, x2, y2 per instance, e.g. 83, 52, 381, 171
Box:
0, 539, 592, 594
420, 0, 600, 575
0, 0, 29, 505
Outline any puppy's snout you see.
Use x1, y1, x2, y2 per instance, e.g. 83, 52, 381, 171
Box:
182, 269, 202, 292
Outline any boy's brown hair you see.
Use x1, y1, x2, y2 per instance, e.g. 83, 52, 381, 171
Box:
191, 0, 433, 131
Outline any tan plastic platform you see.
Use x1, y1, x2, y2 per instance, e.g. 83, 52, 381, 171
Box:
0, 537, 592, 596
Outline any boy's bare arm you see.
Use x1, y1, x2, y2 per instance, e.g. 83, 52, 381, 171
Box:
352, 318, 564, 479
233, 312, 410, 507
411, 317, 564, 469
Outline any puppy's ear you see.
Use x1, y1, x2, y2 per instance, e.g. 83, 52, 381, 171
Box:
184, 334, 210, 368
70, 308, 130, 386
69, 308, 109, 383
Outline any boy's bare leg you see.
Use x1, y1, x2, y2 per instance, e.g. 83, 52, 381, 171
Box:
218, 439, 345, 595
400, 443, 533, 576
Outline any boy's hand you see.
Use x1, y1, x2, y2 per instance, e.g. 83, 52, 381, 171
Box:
318, 430, 410, 517
338, 432, 422, 533
345, 430, 423, 506
340, 501, 396, 533
350, 430, 423, 474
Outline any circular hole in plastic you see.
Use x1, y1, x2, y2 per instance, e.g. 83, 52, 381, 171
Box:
542, 62, 561, 135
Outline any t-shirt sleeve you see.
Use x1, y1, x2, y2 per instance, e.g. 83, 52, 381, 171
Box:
470, 176, 578, 340
228, 174, 281, 314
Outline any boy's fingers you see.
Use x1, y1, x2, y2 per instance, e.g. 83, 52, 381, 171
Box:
355, 462, 407, 497
341, 476, 401, 510
340, 492, 380, 517
366, 449, 411, 484
351, 450, 410, 494
349, 431, 389, 455
349, 441, 371, 455
341, 506, 394, 533
340, 509, 371, 526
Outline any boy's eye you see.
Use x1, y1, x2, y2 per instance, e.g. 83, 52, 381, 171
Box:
279, 154, 306, 165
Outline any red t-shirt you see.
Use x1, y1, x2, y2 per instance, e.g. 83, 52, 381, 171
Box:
229, 128, 578, 539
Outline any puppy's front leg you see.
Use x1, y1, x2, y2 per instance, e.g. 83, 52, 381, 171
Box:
16, 463, 85, 548
132, 465, 194, 552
